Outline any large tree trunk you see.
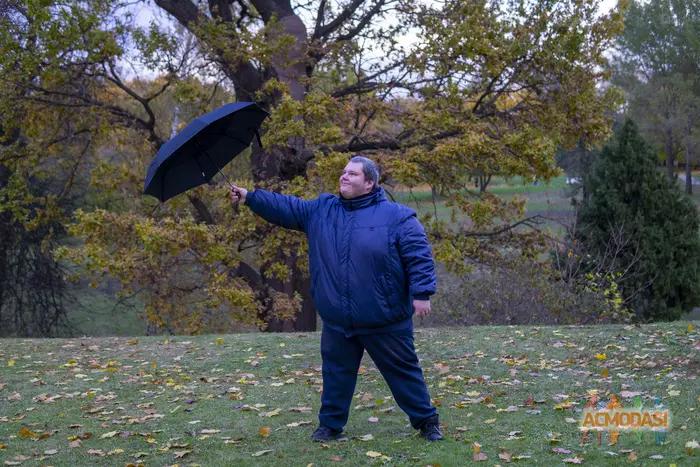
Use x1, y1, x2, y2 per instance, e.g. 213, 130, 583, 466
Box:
685, 139, 692, 195
243, 1, 315, 332
666, 129, 675, 183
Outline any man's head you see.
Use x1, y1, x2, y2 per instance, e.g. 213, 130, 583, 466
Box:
339, 156, 379, 199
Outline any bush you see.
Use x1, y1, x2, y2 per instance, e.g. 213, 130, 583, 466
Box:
424, 259, 631, 327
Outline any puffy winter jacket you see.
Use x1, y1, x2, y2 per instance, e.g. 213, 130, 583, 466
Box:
245, 186, 437, 337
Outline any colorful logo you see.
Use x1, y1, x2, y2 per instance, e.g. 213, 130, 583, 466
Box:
579, 394, 670, 445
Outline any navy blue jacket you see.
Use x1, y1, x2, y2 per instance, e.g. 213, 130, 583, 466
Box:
245, 186, 437, 336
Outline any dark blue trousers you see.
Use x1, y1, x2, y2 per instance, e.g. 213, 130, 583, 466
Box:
318, 324, 437, 431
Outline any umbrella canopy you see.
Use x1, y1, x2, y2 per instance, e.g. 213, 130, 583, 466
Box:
143, 101, 269, 202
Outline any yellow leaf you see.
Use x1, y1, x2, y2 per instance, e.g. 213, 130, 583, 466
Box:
473, 442, 481, 453
19, 427, 35, 437
216, 338, 224, 346
688, 324, 694, 332
596, 353, 607, 360
100, 431, 119, 439
7, 360, 15, 367
146, 437, 157, 444
601, 368, 609, 377
152, 362, 157, 370
366, 451, 383, 458
259, 427, 270, 438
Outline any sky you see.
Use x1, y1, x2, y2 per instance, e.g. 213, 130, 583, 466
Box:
124, 0, 623, 80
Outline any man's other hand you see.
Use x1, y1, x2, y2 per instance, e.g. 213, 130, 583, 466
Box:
229, 185, 248, 205
414, 299, 431, 317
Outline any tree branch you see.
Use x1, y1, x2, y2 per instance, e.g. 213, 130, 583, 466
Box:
314, 0, 364, 39
336, 0, 388, 42
313, 0, 327, 38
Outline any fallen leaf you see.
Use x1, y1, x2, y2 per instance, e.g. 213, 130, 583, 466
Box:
649, 455, 663, 460
286, 421, 312, 427
358, 434, 374, 441
259, 427, 270, 438
87, 449, 106, 457
8, 360, 15, 367
289, 407, 312, 413
368, 417, 379, 423
330, 456, 342, 462
499, 452, 512, 462
174, 450, 192, 459
44, 449, 58, 455
628, 453, 638, 462
252, 450, 274, 457
200, 429, 220, 434
100, 431, 119, 439
552, 448, 572, 454
485, 418, 497, 424
7, 392, 21, 401
259, 408, 281, 417
565, 417, 578, 424
563, 458, 583, 464
69, 440, 82, 448
473, 452, 488, 461
18, 427, 35, 437
366, 451, 382, 458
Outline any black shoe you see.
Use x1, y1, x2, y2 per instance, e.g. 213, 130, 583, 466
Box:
311, 425, 348, 442
419, 417, 443, 442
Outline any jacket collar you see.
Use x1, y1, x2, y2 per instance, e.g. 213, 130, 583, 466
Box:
338, 185, 385, 211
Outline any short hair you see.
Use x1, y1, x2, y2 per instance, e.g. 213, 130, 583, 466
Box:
349, 155, 379, 187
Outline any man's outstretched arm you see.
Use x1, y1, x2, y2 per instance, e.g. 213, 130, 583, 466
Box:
230, 185, 317, 232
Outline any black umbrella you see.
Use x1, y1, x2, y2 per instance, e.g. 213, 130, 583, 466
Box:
143, 102, 269, 202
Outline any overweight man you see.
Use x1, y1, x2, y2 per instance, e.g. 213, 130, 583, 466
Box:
229, 155, 442, 442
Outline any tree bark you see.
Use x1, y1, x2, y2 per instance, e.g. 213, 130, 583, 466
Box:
666, 129, 675, 183
686, 129, 693, 195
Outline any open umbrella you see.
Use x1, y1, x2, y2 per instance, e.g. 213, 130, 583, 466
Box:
143, 101, 269, 202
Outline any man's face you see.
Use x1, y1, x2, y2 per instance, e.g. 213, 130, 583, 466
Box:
339, 162, 374, 199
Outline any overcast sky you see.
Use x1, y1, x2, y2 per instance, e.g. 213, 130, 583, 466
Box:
125, 0, 623, 80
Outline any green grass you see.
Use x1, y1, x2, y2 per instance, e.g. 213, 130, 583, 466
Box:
1, 322, 698, 466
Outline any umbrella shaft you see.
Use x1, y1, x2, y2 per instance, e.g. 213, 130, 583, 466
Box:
204, 151, 235, 190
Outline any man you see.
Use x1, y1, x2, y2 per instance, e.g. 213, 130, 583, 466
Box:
229, 156, 442, 442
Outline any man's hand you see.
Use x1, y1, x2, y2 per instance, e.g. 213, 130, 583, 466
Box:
414, 299, 431, 317
229, 185, 248, 205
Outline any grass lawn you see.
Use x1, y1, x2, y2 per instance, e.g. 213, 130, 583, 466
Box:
1, 322, 698, 466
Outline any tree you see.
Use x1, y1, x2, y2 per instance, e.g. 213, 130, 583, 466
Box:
574, 119, 700, 321
612, 0, 700, 191
1, 0, 626, 334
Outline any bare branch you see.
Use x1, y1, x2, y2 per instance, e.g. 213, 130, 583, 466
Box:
313, 0, 327, 38
314, 0, 364, 39
336, 0, 388, 42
